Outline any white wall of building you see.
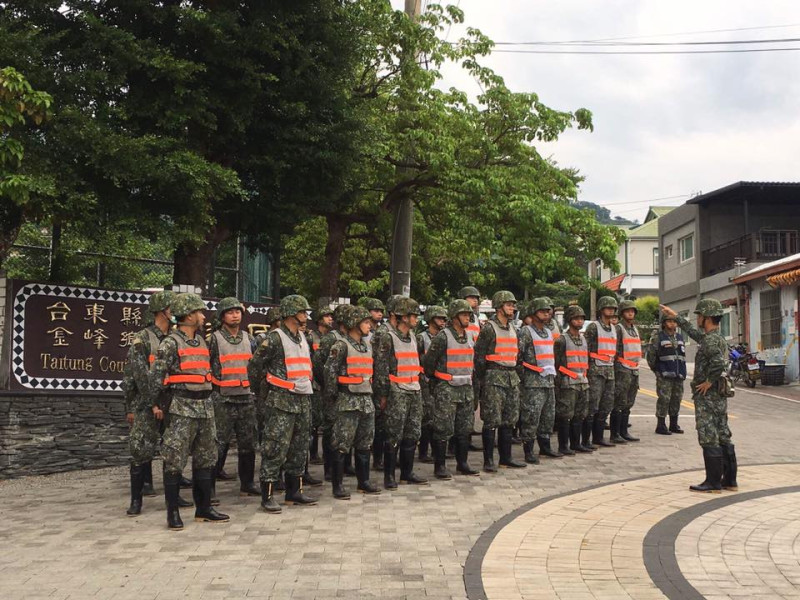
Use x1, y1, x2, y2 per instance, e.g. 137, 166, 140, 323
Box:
746, 280, 799, 382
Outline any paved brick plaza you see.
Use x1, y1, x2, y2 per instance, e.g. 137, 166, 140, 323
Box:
2, 370, 799, 600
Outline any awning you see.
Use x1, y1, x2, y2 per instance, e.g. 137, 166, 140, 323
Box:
602, 273, 626, 292
767, 268, 800, 288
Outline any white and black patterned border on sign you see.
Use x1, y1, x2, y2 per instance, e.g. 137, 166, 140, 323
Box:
11, 283, 225, 392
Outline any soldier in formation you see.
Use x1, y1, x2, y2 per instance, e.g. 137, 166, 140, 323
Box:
358, 297, 385, 345
647, 312, 686, 435
458, 286, 483, 451
585, 296, 618, 449
517, 298, 562, 463
611, 300, 642, 443
661, 300, 736, 493
554, 305, 592, 455
417, 305, 447, 464
150, 293, 229, 530
370, 296, 402, 471
474, 291, 526, 471
323, 306, 381, 498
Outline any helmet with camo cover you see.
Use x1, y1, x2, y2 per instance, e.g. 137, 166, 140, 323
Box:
694, 298, 724, 317
148, 290, 175, 314
424, 305, 447, 322
311, 305, 334, 323
597, 296, 618, 311
171, 293, 206, 318
266, 306, 281, 325
344, 305, 372, 330
395, 297, 421, 317
660, 311, 678, 325
563, 304, 586, 323
458, 286, 481, 300
279, 294, 310, 319
530, 297, 552, 314
541, 296, 555, 308
618, 299, 637, 314
492, 290, 517, 310
447, 299, 472, 321
216, 296, 244, 320
385, 294, 404, 316
358, 297, 385, 312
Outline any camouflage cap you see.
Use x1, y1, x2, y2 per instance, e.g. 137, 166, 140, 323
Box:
216, 296, 244, 320
311, 305, 334, 322
618, 299, 637, 314
694, 298, 724, 317
530, 297, 552, 314
660, 311, 678, 325
395, 297, 421, 317
458, 286, 481, 299
447, 299, 472, 320
265, 306, 282, 325
564, 304, 586, 322
344, 305, 372, 330
358, 297, 386, 312
597, 296, 618, 311
424, 305, 447, 322
332, 303, 350, 325
385, 294, 405, 315
279, 294, 311, 319
148, 290, 174, 314
171, 293, 206, 318
492, 290, 517, 309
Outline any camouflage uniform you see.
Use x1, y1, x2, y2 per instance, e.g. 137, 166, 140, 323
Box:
308, 327, 325, 436
554, 332, 589, 422
554, 323, 591, 455
585, 322, 616, 416
210, 328, 256, 455
127, 325, 168, 466
613, 322, 641, 412
474, 316, 520, 430
517, 324, 556, 442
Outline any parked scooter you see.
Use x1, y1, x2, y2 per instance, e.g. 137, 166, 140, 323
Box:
728, 342, 760, 388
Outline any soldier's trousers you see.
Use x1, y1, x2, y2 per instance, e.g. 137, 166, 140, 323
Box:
260, 404, 310, 481
480, 383, 520, 430
656, 376, 684, 418
588, 369, 615, 416
129, 408, 160, 466
384, 387, 422, 447
332, 409, 375, 453
614, 368, 639, 411
520, 387, 555, 441
556, 386, 589, 421
216, 401, 256, 453
254, 392, 269, 442
431, 384, 475, 442
694, 392, 732, 448
421, 379, 434, 429
310, 391, 324, 432
162, 414, 218, 475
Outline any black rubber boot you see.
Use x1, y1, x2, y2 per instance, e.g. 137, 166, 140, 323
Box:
582, 416, 596, 450
194, 468, 230, 522
655, 417, 671, 435
523, 441, 539, 464
142, 461, 156, 497
482, 428, 497, 472
343, 449, 356, 477
570, 419, 593, 453
276, 468, 286, 491
383, 441, 398, 490
399, 438, 429, 484
418, 426, 433, 463
538, 436, 562, 458
447, 436, 456, 458
432, 439, 453, 480
179, 473, 193, 488
164, 471, 184, 531
284, 473, 318, 505
557, 419, 574, 456
260, 481, 282, 514
498, 426, 527, 468
620, 410, 639, 442
455, 435, 479, 475
323, 431, 333, 482
309, 429, 322, 464
238, 452, 260, 496
355, 450, 381, 494
331, 451, 351, 500
127, 464, 144, 516
610, 410, 627, 444
163, 463, 193, 507
373, 428, 384, 471
690, 447, 723, 493
216, 444, 232, 481
669, 414, 684, 434
209, 471, 220, 507
721, 444, 738, 491
592, 413, 614, 447
303, 457, 323, 487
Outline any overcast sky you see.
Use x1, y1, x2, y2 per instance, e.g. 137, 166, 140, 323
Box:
391, 1, 800, 223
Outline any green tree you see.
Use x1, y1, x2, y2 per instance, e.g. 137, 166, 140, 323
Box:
578, 285, 617, 318
634, 295, 660, 325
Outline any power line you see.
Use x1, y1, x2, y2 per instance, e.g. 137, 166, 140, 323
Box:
495, 37, 800, 47
493, 47, 800, 55
585, 194, 691, 207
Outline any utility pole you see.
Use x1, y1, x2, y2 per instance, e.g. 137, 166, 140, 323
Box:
589, 259, 597, 319
389, 0, 423, 297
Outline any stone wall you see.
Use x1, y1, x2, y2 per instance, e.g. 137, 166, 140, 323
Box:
0, 391, 129, 478
0, 271, 6, 366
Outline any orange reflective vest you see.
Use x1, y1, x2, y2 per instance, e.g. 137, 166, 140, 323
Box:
558, 332, 589, 386
434, 327, 474, 386
590, 321, 617, 367
265, 328, 313, 394
616, 324, 641, 370
210, 330, 252, 394
521, 325, 556, 377
163, 332, 212, 391
387, 328, 422, 391
337, 338, 373, 394
485, 320, 518, 367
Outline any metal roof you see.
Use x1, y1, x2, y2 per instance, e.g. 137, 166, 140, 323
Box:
687, 181, 800, 205
732, 252, 800, 284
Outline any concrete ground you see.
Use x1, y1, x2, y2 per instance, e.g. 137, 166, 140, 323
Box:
1, 370, 799, 600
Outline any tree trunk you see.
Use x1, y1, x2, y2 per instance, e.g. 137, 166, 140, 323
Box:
173, 225, 231, 294
0, 201, 23, 271
320, 214, 348, 299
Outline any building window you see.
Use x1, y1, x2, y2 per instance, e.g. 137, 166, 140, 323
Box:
665, 244, 673, 259
679, 235, 694, 263
759, 230, 798, 258
720, 311, 731, 339
653, 248, 659, 274
760, 289, 782, 348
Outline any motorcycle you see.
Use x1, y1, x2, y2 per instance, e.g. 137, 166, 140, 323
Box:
728, 343, 760, 388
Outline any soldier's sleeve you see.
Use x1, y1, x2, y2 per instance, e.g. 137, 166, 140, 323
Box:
323, 340, 346, 399
554, 336, 567, 370
422, 332, 446, 378
614, 324, 624, 358
676, 315, 704, 344
208, 333, 222, 380
473, 323, 494, 379
373, 332, 394, 398
516, 326, 532, 376
127, 333, 151, 400
646, 331, 659, 372
704, 336, 728, 384
149, 337, 177, 407
248, 335, 275, 397
584, 322, 598, 353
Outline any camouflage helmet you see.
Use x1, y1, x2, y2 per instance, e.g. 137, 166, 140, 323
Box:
563, 304, 586, 323
541, 296, 555, 308
618, 299, 638, 314
597, 296, 618, 311
171, 293, 206, 318
216, 297, 244, 320
332, 303, 350, 325
458, 286, 481, 300
530, 297, 552, 314
358, 297, 385, 312
694, 298, 724, 317
265, 306, 281, 325
344, 305, 372, 330
424, 305, 447, 322
148, 290, 174, 314
279, 294, 311, 319
395, 297, 421, 317
311, 305, 334, 323
492, 290, 517, 310
660, 311, 678, 325
447, 299, 472, 321
385, 294, 404, 316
